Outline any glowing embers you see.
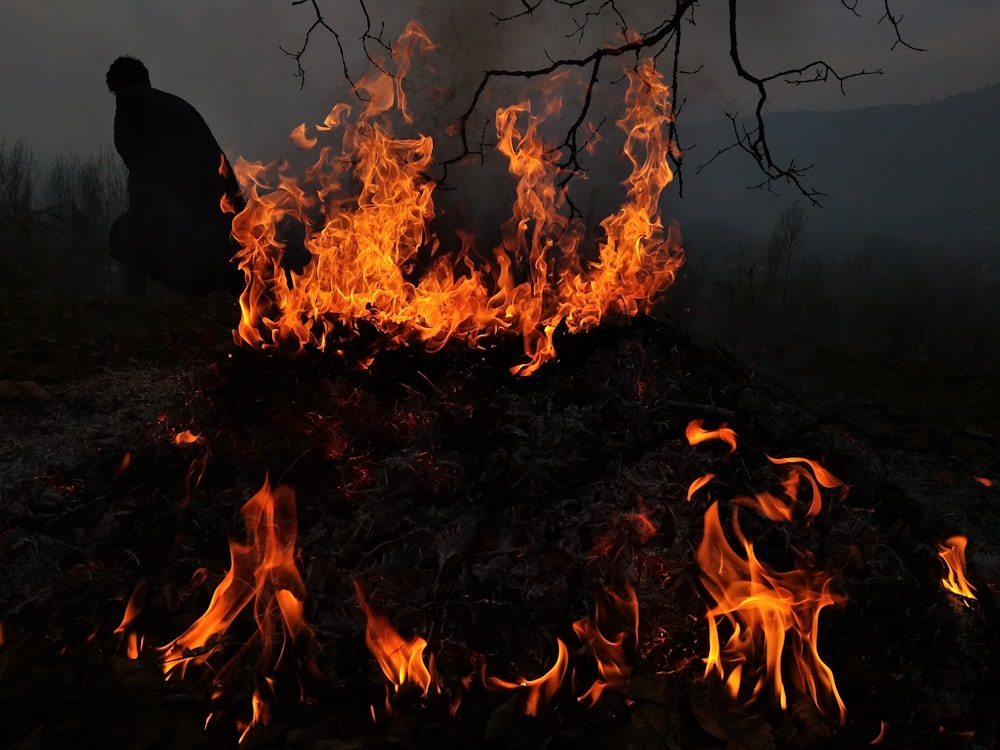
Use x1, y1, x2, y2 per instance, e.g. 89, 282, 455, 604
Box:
697, 502, 847, 724
938, 535, 976, 601
232, 24, 683, 376
159, 477, 318, 687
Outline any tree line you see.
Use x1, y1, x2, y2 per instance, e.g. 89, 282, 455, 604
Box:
0, 137, 127, 294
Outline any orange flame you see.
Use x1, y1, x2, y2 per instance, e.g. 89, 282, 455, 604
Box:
159, 477, 316, 680
697, 501, 846, 724
938, 535, 976, 600
114, 579, 148, 659
572, 583, 639, 705
232, 26, 683, 376
354, 581, 440, 698
733, 455, 844, 522
237, 679, 274, 744
973, 476, 994, 488
174, 430, 210, 509
685, 419, 737, 454
483, 639, 570, 716
687, 472, 716, 502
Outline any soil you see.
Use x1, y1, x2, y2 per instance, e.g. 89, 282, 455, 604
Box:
1, 289, 998, 750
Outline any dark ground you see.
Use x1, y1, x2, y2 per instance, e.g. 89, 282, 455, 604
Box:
1, 289, 998, 749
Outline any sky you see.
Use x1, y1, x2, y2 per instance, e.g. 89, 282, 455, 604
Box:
1, 0, 998, 167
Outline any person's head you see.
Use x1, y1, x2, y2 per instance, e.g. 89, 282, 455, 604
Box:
106, 56, 150, 94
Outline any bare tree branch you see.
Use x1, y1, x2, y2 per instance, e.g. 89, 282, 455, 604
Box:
284, 0, 924, 203
878, 0, 926, 52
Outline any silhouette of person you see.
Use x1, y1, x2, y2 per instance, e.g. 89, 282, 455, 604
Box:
107, 56, 245, 296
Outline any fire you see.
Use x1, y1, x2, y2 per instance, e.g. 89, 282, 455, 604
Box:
938, 535, 976, 600
572, 584, 639, 705
731, 455, 844, 523
697, 501, 846, 724
174, 429, 209, 508
483, 639, 569, 716
687, 472, 716, 502
685, 419, 737, 454
159, 477, 317, 682
231, 24, 683, 376
114, 579, 148, 659
237, 680, 273, 744
354, 581, 440, 698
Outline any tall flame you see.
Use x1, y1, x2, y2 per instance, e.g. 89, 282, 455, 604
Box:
232, 25, 683, 376
697, 501, 846, 724
159, 477, 316, 681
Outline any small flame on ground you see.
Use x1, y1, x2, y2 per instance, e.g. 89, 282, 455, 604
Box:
733, 455, 844, 522
114, 579, 148, 659
572, 583, 639, 705
355, 581, 440, 698
685, 420, 737, 454
938, 535, 976, 600
237, 679, 274, 744
159, 477, 317, 681
687, 473, 716, 502
115, 451, 132, 479
973, 476, 994, 488
483, 639, 570, 716
871, 719, 889, 745
697, 501, 846, 724
173, 430, 210, 509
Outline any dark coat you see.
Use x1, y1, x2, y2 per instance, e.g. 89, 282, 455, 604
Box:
111, 85, 246, 296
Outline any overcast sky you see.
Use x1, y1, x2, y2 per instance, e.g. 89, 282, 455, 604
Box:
1, 0, 998, 166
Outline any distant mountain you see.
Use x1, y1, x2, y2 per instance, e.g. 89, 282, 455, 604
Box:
664, 83, 1000, 251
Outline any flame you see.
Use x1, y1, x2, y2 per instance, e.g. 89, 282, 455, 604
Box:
232, 25, 682, 376
159, 477, 316, 680
174, 430, 210, 509
938, 535, 976, 600
237, 679, 274, 744
697, 501, 846, 724
733, 455, 844, 522
974, 476, 994, 488
687, 472, 716, 502
572, 583, 639, 705
354, 581, 440, 698
483, 639, 569, 716
871, 719, 889, 745
115, 450, 132, 478
685, 419, 737, 454
173, 429, 203, 445
114, 579, 148, 659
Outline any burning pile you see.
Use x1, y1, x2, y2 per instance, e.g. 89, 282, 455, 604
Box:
232, 23, 683, 376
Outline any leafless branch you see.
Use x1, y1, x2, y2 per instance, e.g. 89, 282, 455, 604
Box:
878, 0, 926, 51
285, 0, 924, 203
